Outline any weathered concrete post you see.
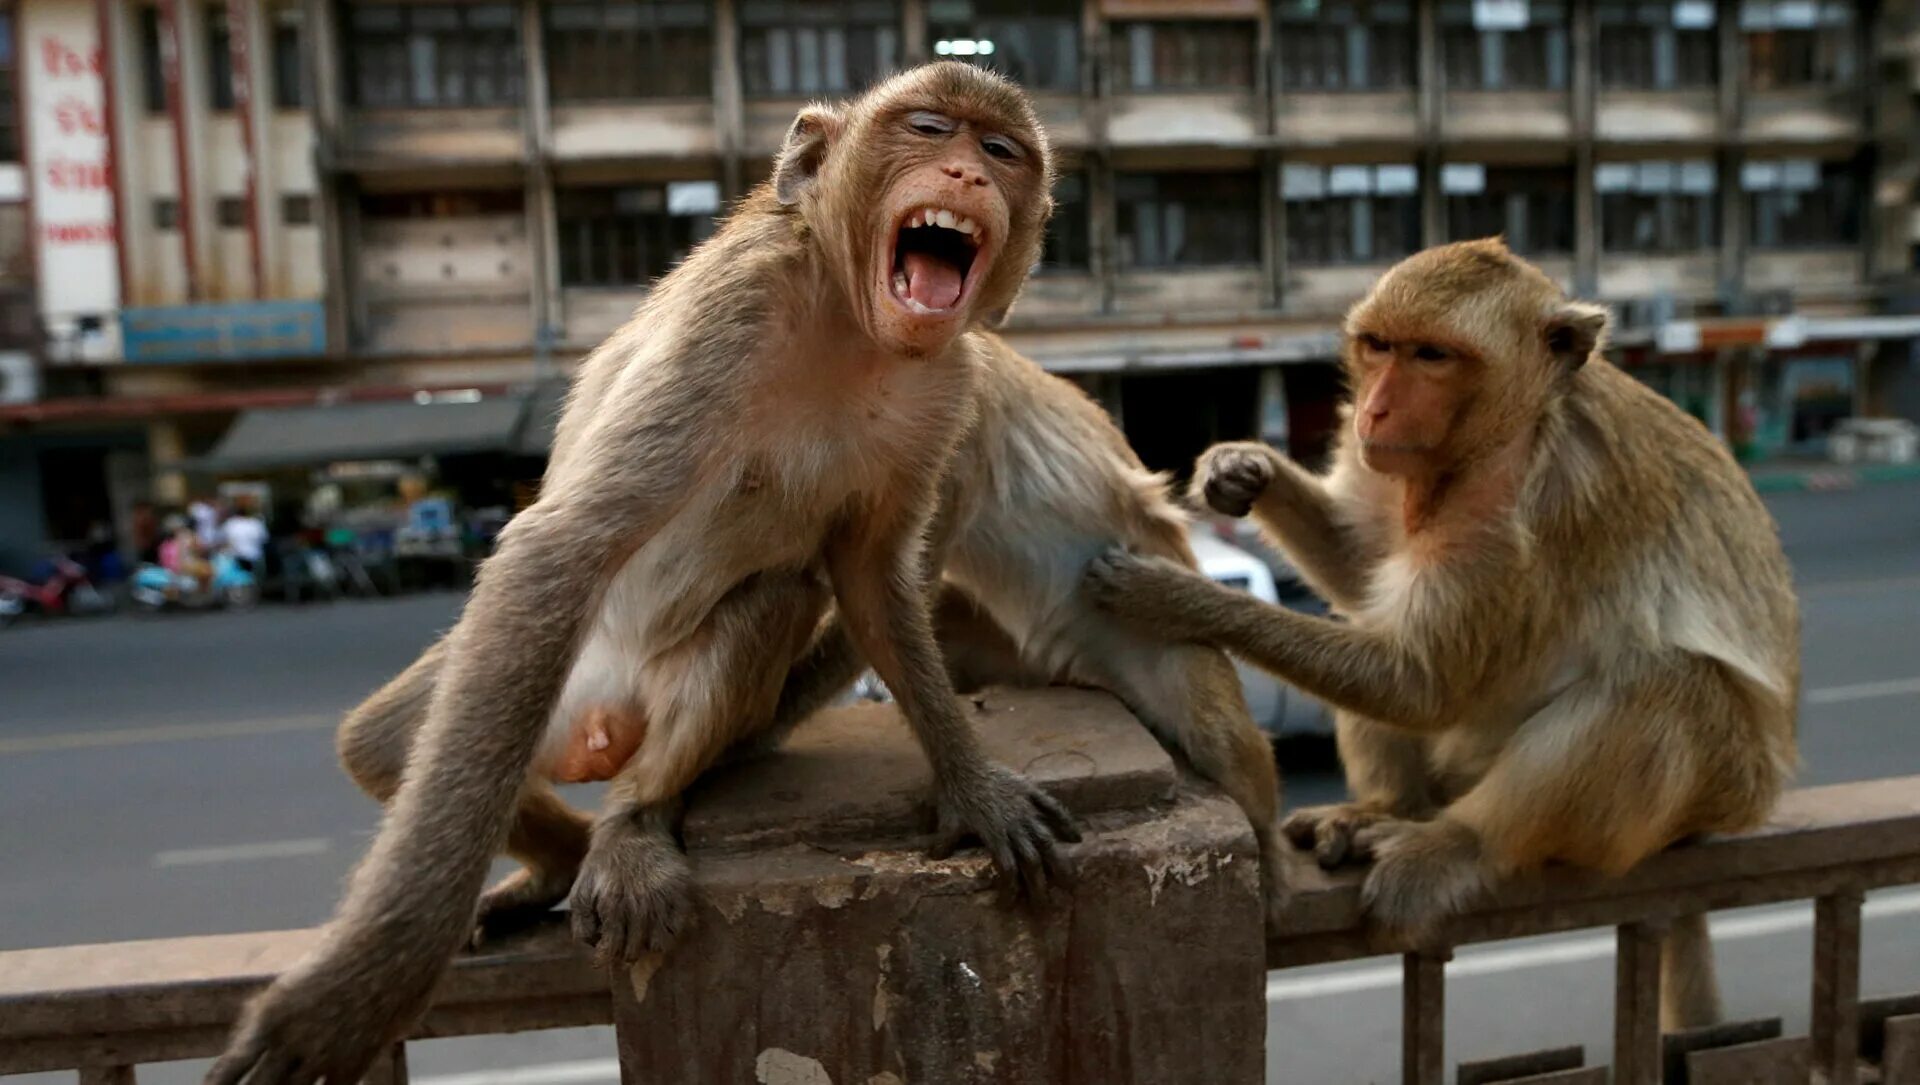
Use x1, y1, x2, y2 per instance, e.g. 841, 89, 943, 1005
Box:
610, 688, 1268, 1084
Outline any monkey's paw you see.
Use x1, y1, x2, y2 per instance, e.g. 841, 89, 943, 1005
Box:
1281, 802, 1400, 869
568, 818, 694, 966
205, 955, 427, 1085
1356, 818, 1487, 949
1083, 549, 1215, 638
1194, 442, 1283, 518
931, 764, 1082, 904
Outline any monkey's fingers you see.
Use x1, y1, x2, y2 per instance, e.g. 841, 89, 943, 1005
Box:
1029, 788, 1083, 844
1009, 834, 1051, 907
1314, 822, 1355, 869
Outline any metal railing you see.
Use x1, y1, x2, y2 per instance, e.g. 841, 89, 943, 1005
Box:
5, 774, 1919, 1085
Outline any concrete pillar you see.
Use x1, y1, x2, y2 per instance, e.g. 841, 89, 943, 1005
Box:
304, 0, 350, 354
231, 0, 276, 299
1090, 154, 1117, 315
521, 0, 558, 354
1570, 0, 1598, 296
1717, 0, 1744, 302
901, 0, 926, 65
160, 0, 214, 299
713, 0, 745, 199
148, 421, 188, 505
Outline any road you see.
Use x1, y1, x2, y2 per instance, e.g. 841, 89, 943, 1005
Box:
3, 480, 1918, 1084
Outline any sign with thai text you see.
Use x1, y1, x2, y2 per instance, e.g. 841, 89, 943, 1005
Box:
20, 0, 119, 330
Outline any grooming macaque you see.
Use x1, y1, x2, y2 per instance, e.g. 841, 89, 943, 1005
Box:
1086, 239, 1799, 1028
210, 64, 1084, 1084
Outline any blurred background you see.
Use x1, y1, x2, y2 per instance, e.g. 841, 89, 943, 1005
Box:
2, 1, 1919, 1082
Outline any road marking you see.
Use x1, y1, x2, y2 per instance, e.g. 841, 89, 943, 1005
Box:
413, 1059, 620, 1085
1266, 886, 1920, 1002
1801, 574, 1920, 598
0, 713, 336, 756
1807, 677, 1920, 705
153, 837, 332, 868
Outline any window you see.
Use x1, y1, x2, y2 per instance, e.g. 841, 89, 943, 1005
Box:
1443, 164, 1573, 254
740, 1, 899, 98
1276, 0, 1415, 91
216, 196, 248, 228
153, 198, 180, 230
1746, 159, 1859, 248
1111, 21, 1257, 91
926, 0, 1079, 92
1284, 163, 1422, 266
1440, 0, 1569, 90
557, 181, 720, 287
207, 5, 234, 109
282, 194, 315, 226
140, 7, 166, 113
547, 2, 712, 101
1596, 0, 1717, 89
1597, 160, 1719, 252
348, 4, 523, 108
1042, 173, 1090, 270
0, 11, 17, 161
273, 6, 305, 108
1115, 172, 1260, 269
1743, 0, 1856, 88
360, 190, 524, 217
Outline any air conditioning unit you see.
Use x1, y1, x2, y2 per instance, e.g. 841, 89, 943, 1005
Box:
0, 350, 39, 404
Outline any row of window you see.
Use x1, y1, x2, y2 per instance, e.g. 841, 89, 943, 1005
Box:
332, 0, 1860, 109
336, 159, 1856, 291
149, 194, 315, 229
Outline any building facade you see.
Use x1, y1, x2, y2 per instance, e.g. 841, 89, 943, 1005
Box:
0, 0, 1917, 567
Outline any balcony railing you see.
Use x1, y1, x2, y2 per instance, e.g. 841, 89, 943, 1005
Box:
3, 694, 1917, 1085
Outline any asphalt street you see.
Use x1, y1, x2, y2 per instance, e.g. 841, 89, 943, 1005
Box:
2, 480, 1918, 1085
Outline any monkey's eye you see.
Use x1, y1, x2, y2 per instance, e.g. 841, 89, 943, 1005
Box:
907, 111, 957, 136
1413, 344, 1449, 362
981, 134, 1022, 161
1359, 334, 1390, 354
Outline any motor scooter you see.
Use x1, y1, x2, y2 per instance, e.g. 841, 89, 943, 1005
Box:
130, 552, 259, 611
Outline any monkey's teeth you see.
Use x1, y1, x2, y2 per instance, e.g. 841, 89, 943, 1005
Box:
907, 211, 924, 228
892, 269, 910, 296
955, 216, 978, 236
934, 210, 957, 229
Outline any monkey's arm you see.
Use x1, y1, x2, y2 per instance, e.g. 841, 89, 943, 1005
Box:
1193, 442, 1375, 611
827, 496, 1079, 898
208, 439, 693, 1085
1085, 551, 1459, 734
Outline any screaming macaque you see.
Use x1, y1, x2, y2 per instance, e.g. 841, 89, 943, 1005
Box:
209, 63, 1082, 1084
1087, 239, 1799, 1029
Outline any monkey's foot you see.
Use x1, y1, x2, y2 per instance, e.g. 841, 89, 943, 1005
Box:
1355, 817, 1487, 948
1194, 441, 1283, 518
1280, 802, 1404, 869
930, 765, 1081, 904
471, 863, 579, 948
569, 815, 694, 966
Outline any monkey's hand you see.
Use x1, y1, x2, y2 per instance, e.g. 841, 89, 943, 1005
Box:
568, 809, 694, 966
1194, 441, 1284, 518
205, 946, 431, 1085
1281, 802, 1402, 870
930, 763, 1081, 903
1082, 549, 1229, 644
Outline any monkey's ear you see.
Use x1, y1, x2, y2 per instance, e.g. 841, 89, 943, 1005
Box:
1545, 301, 1610, 370
774, 107, 842, 207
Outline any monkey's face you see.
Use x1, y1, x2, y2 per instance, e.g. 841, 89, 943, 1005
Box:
1344, 330, 1476, 477
807, 64, 1052, 357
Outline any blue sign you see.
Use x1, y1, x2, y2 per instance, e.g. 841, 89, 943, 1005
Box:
121, 300, 326, 363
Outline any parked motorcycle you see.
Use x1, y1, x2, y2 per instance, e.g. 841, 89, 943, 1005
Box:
0, 555, 116, 621
129, 552, 259, 612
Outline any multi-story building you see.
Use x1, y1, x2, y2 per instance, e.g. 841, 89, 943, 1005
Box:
0, 0, 1916, 568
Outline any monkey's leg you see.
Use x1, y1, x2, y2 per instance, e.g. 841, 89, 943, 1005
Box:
1353, 675, 1726, 1027
571, 572, 826, 964
1660, 911, 1723, 1029
1283, 709, 1435, 869
335, 639, 591, 940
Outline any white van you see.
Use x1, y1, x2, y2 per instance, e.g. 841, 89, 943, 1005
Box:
1186, 524, 1334, 737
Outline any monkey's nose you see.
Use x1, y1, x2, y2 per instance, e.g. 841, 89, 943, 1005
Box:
941, 164, 990, 187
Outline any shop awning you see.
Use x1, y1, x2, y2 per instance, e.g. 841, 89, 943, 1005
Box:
195, 395, 532, 471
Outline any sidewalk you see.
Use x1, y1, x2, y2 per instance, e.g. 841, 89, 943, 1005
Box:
1747, 459, 1920, 494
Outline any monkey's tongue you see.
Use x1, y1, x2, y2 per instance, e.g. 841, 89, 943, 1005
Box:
902, 251, 963, 310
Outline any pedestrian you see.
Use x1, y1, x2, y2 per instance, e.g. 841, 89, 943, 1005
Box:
220, 500, 269, 576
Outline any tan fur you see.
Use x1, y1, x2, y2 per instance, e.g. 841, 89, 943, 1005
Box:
207, 64, 1078, 1085
1087, 239, 1799, 1029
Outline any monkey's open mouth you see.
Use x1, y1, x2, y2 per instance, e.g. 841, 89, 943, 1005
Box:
889, 207, 985, 315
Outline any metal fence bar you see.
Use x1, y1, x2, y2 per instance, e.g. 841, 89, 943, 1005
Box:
1884, 1015, 1920, 1085
1811, 891, 1864, 1085
1614, 921, 1663, 1085
1403, 951, 1448, 1085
